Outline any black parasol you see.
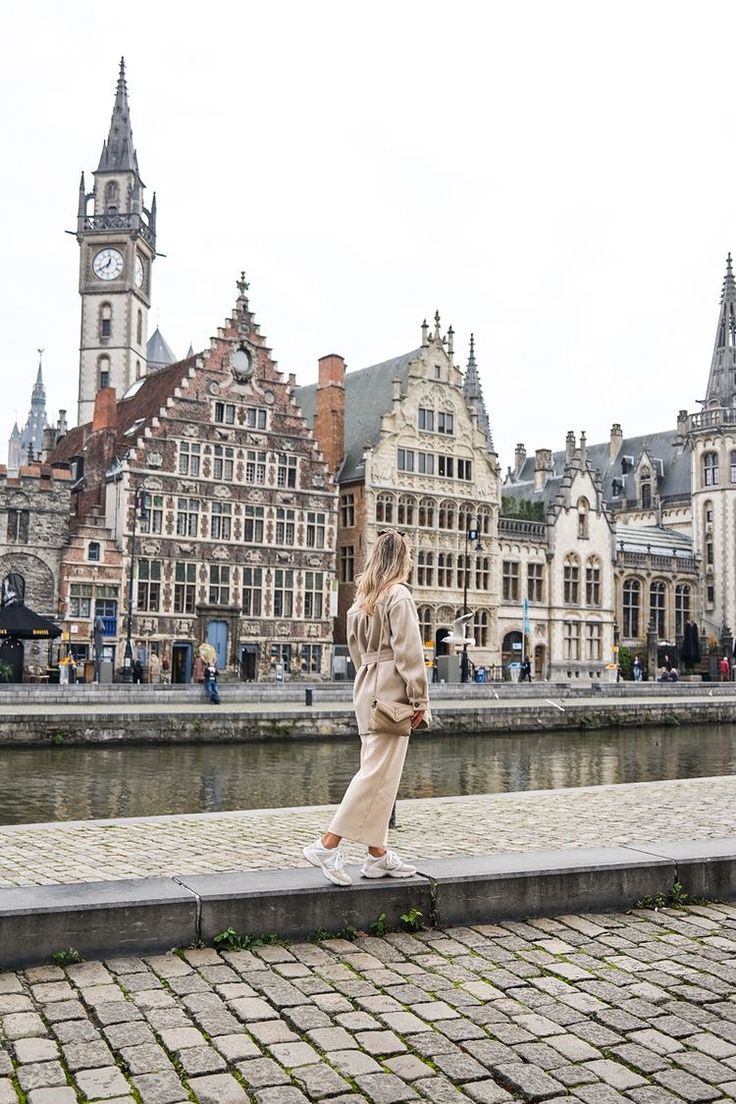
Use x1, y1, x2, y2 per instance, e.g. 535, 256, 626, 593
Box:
0, 603, 61, 639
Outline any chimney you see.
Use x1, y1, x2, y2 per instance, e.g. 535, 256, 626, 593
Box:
609, 422, 623, 462
392, 379, 402, 406
514, 443, 526, 479
677, 409, 689, 437
92, 387, 118, 433
314, 354, 346, 476
579, 430, 587, 465
565, 430, 576, 463
42, 425, 56, 460
534, 448, 553, 490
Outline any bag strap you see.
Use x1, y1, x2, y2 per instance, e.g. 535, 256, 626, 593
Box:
372, 606, 386, 703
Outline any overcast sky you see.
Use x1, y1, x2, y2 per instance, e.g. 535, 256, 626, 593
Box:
3, 0, 736, 473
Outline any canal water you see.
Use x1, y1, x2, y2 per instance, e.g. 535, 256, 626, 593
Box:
1, 722, 734, 826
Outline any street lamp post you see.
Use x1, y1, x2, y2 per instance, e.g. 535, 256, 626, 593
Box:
461, 516, 482, 683
122, 485, 147, 684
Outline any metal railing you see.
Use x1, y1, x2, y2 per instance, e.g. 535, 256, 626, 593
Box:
81, 213, 155, 246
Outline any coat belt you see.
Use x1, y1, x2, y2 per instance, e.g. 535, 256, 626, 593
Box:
360, 648, 393, 666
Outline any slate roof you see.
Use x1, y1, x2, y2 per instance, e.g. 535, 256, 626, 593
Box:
146, 327, 177, 371
508, 427, 692, 506
49, 357, 196, 463
615, 523, 693, 554
296, 348, 421, 482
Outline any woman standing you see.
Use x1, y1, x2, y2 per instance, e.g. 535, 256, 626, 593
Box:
304, 530, 429, 886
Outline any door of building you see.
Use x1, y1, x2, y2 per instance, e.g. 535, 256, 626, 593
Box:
171, 642, 193, 684
240, 643, 258, 682
0, 639, 24, 683
207, 620, 229, 670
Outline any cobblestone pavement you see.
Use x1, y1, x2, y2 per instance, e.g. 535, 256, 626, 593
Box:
3, 902, 736, 1103
1, 776, 735, 888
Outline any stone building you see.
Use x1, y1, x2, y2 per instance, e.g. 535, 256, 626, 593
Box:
297, 315, 503, 672
0, 462, 72, 618
49, 278, 338, 681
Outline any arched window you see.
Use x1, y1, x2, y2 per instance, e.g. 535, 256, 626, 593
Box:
640, 468, 652, 509
88, 541, 101, 562
397, 495, 415, 527
563, 553, 580, 604
623, 578, 641, 638
650, 580, 667, 638
437, 553, 454, 588
376, 493, 394, 524
104, 180, 119, 212
99, 302, 112, 339
98, 355, 110, 389
585, 557, 601, 606
474, 609, 489, 647
438, 501, 455, 530
418, 497, 435, 528
704, 500, 713, 528
675, 584, 690, 637
577, 498, 589, 539
416, 551, 434, 587
137, 310, 143, 346
704, 452, 719, 486
477, 507, 491, 536
418, 606, 432, 646
475, 556, 490, 591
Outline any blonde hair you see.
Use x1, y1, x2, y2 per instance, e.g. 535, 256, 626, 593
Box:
355, 530, 411, 615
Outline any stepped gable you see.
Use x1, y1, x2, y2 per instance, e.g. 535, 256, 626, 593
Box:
297, 348, 421, 482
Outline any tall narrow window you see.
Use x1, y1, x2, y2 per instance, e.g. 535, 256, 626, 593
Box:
502, 561, 520, 602
704, 452, 719, 486
100, 303, 112, 339
276, 453, 297, 487
98, 355, 110, 390
137, 559, 161, 612
675, 584, 690, 638
208, 564, 230, 605
585, 558, 601, 606
306, 512, 326, 548
731, 451, 736, 483
88, 541, 101, 562
622, 578, 641, 638
275, 508, 296, 546
174, 562, 197, 614
104, 180, 119, 212
210, 502, 232, 540
527, 562, 544, 602
244, 505, 265, 543
340, 494, 355, 528
376, 493, 394, 524
563, 554, 580, 604
242, 568, 263, 615
213, 445, 234, 481
418, 607, 432, 645
640, 469, 652, 508
339, 546, 355, 582
577, 498, 589, 539
563, 621, 581, 660
416, 551, 434, 587
273, 569, 294, 617
475, 556, 490, 591
140, 494, 163, 534
304, 572, 324, 619
7, 509, 29, 543
649, 580, 666, 638
397, 496, 415, 526
176, 498, 199, 537
585, 622, 602, 661
418, 498, 435, 527
137, 310, 143, 346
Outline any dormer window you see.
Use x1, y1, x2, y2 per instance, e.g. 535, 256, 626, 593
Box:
577, 498, 589, 539
640, 468, 652, 509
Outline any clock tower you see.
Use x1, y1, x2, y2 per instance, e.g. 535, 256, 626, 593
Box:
76, 58, 156, 424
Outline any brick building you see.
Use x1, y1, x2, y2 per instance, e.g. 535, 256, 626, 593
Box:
49, 278, 338, 681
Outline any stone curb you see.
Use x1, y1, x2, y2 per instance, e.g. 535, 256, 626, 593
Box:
1, 837, 734, 970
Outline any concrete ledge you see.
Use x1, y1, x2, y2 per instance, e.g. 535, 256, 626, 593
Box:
0, 838, 734, 970
0, 878, 197, 970
416, 847, 677, 926
180, 868, 435, 944
626, 837, 736, 900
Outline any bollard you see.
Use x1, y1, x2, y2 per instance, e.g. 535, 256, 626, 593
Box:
305, 686, 314, 707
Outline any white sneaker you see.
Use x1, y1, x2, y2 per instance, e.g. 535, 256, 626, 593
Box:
303, 838, 352, 886
361, 849, 416, 879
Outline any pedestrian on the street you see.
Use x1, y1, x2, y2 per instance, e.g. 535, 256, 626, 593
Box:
304, 529, 429, 886
204, 661, 220, 704
149, 652, 161, 683
720, 655, 730, 682
520, 657, 532, 682
193, 653, 205, 684
633, 655, 642, 681
132, 658, 143, 683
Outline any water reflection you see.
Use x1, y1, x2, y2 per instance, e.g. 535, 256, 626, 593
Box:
1, 724, 734, 826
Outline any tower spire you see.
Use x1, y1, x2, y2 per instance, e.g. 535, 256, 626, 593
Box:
97, 57, 140, 174
463, 333, 495, 452
32, 349, 45, 405
704, 253, 736, 406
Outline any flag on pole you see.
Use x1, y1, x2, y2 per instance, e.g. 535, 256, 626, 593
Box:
522, 597, 531, 638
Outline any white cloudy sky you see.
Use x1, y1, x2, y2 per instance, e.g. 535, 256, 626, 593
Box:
2, 0, 735, 471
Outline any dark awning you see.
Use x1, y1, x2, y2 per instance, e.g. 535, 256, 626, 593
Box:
0, 603, 61, 639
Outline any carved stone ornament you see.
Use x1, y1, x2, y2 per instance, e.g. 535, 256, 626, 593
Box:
146, 477, 163, 491
230, 342, 254, 383
249, 490, 265, 503
276, 622, 290, 636
244, 549, 263, 563
282, 440, 294, 452
311, 475, 325, 488
212, 546, 230, 560
175, 619, 191, 634
276, 550, 291, 562
307, 554, 322, 567
264, 390, 276, 405
181, 423, 199, 437
242, 621, 259, 635
147, 451, 163, 468
214, 485, 232, 499
208, 381, 220, 395
179, 481, 196, 494
141, 542, 160, 556
177, 543, 194, 555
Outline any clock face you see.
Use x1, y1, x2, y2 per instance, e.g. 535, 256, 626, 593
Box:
135, 255, 144, 288
93, 248, 124, 281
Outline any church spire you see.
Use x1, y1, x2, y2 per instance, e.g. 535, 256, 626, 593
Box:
705, 253, 736, 406
97, 57, 140, 175
463, 333, 495, 453
32, 349, 45, 407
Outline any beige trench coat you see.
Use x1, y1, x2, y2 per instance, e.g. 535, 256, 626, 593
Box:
347, 583, 430, 735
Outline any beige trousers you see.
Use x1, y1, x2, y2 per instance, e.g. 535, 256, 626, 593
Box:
327, 731, 410, 848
